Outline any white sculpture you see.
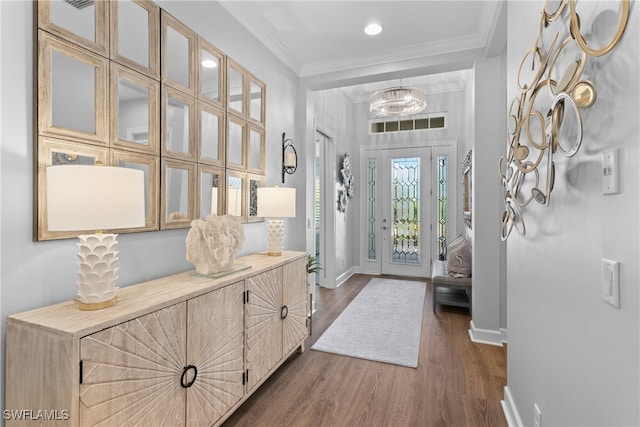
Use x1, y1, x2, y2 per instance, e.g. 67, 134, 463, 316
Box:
186, 215, 245, 275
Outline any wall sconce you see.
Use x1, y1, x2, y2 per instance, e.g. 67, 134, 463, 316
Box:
282, 132, 297, 183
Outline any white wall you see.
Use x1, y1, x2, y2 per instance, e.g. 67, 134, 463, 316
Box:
313, 88, 359, 285
469, 55, 508, 343
505, 1, 639, 426
0, 0, 302, 410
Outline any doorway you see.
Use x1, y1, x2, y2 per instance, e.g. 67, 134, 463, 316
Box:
313, 128, 336, 289
380, 147, 432, 276
360, 143, 455, 277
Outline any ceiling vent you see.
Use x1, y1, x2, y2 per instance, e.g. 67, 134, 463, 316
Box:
64, 0, 94, 10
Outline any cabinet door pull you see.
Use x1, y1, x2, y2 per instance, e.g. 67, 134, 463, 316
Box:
180, 365, 198, 388
280, 305, 288, 320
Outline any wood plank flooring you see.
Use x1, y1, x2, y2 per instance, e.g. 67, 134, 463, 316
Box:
222, 274, 507, 427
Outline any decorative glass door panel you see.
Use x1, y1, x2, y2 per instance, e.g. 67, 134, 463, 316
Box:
392, 157, 421, 264
381, 148, 431, 276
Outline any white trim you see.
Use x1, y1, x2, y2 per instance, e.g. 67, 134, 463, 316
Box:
335, 267, 355, 288
468, 320, 504, 347
500, 327, 508, 343
361, 139, 457, 152
501, 386, 524, 427
314, 126, 337, 289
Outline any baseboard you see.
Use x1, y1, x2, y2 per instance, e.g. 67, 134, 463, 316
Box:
500, 327, 508, 343
501, 386, 523, 427
468, 320, 504, 347
336, 267, 355, 288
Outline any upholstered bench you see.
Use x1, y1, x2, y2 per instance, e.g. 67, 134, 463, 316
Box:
431, 259, 472, 315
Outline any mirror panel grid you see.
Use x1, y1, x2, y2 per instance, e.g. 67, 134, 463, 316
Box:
247, 174, 265, 223
198, 165, 225, 219
198, 102, 225, 166
248, 126, 265, 174
249, 77, 265, 125
161, 159, 196, 229
162, 86, 197, 161
110, 0, 160, 79
227, 171, 246, 220
38, 0, 108, 56
37, 137, 109, 241
111, 63, 159, 154
227, 117, 246, 170
161, 11, 196, 95
112, 150, 159, 232
198, 37, 225, 106
227, 60, 245, 116
35, 0, 266, 238
39, 31, 108, 145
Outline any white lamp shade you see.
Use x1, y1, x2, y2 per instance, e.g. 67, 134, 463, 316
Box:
47, 165, 145, 231
257, 187, 296, 218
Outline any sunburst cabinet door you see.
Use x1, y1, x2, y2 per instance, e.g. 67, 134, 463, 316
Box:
282, 257, 308, 356
79, 303, 187, 426
186, 281, 245, 426
245, 267, 283, 392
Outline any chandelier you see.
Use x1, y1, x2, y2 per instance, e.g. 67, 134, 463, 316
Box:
369, 86, 426, 117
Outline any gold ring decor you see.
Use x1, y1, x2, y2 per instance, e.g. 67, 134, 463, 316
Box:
544, 0, 568, 24
546, 36, 587, 96
569, 0, 629, 57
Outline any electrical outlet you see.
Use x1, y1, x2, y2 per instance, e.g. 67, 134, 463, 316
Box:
534, 404, 542, 427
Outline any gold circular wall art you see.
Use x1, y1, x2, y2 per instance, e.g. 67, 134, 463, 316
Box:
500, 0, 629, 240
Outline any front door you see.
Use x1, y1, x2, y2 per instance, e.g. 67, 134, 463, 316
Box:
380, 147, 432, 276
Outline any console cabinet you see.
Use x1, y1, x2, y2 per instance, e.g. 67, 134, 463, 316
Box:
245, 256, 307, 393
5, 251, 307, 426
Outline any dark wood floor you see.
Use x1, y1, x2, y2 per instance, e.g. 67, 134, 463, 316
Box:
223, 274, 507, 427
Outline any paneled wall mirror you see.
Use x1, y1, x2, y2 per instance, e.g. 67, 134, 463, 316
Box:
35, 0, 266, 240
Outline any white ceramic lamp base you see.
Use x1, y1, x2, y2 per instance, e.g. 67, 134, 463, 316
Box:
266, 219, 284, 256
76, 233, 120, 310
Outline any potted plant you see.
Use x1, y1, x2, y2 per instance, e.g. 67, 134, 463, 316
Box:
307, 255, 322, 275
306, 255, 322, 335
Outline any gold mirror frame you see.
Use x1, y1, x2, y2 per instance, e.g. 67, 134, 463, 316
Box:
110, 0, 160, 79
161, 159, 196, 229
35, 0, 266, 240
111, 149, 159, 232
198, 164, 225, 219
110, 62, 160, 155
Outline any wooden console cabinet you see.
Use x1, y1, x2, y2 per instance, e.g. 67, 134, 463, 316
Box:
5, 251, 308, 426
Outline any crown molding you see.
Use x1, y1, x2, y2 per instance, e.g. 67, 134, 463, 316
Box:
221, 1, 505, 81
218, 1, 303, 74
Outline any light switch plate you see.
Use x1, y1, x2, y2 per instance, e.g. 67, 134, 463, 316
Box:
602, 258, 620, 308
534, 404, 542, 427
602, 148, 619, 194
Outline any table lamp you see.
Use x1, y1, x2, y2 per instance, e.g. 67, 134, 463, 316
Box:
257, 186, 296, 256
46, 165, 145, 310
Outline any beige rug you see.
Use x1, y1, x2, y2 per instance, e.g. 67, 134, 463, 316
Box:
311, 278, 426, 368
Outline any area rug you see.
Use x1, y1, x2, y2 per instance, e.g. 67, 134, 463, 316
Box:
311, 278, 426, 368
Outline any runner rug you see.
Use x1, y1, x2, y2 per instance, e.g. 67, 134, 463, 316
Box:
311, 278, 426, 368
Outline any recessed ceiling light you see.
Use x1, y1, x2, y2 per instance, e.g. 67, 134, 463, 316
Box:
364, 23, 382, 36
201, 59, 218, 69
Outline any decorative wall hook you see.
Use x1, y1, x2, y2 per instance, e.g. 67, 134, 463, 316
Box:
282, 132, 297, 183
